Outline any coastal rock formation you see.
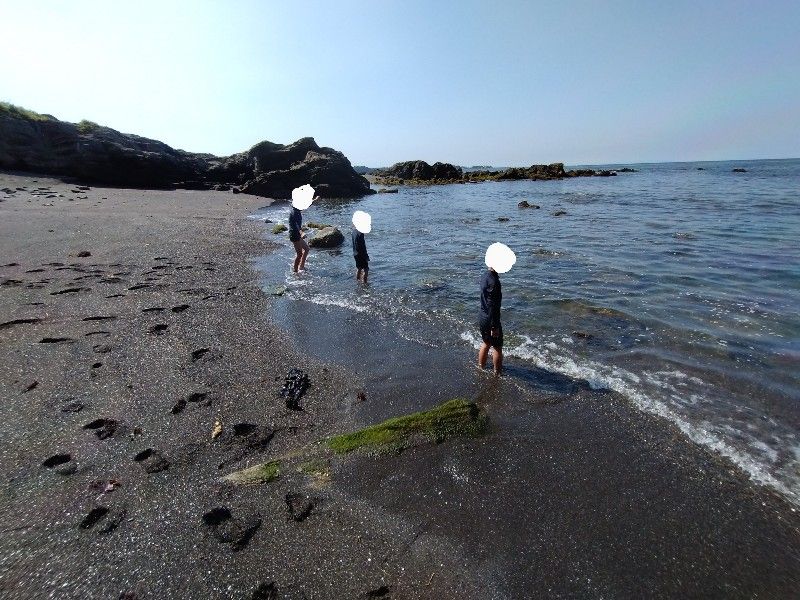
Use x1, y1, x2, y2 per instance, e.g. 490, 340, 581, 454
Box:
0, 102, 373, 199
376, 160, 463, 181
373, 159, 622, 185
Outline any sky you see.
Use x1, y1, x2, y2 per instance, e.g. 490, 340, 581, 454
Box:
1, 0, 799, 166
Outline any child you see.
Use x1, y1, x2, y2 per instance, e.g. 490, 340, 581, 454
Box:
289, 184, 315, 273
351, 210, 371, 283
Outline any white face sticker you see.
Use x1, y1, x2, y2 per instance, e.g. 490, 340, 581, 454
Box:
352, 210, 372, 233
485, 242, 516, 273
291, 184, 316, 210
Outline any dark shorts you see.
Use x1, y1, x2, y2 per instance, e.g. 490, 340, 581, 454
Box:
354, 255, 369, 270
479, 318, 503, 349
289, 231, 301, 243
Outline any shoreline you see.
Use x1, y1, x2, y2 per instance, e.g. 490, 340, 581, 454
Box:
1, 171, 799, 598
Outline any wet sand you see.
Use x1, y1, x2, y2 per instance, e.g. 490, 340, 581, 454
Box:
1, 171, 799, 599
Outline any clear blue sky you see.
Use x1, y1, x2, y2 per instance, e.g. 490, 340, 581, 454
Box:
2, 1, 799, 166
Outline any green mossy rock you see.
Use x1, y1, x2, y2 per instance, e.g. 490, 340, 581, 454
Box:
327, 399, 486, 455
222, 460, 280, 485
272, 224, 288, 234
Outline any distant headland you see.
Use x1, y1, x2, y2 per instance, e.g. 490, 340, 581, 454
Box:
0, 102, 373, 199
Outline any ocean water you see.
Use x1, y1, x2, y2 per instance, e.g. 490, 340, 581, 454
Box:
253, 158, 800, 505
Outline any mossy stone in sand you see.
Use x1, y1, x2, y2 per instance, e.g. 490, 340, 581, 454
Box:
222, 460, 280, 485
272, 224, 287, 234
327, 399, 486, 455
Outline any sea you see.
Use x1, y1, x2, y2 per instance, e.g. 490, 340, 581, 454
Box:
252, 158, 800, 506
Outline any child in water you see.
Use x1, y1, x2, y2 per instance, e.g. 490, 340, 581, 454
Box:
351, 210, 371, 283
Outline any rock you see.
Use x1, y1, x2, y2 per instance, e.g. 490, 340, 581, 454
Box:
732, 168, 747, 173
76, 250, 91, 257
271, 224, 287, 234
377, 188, 398, 193
308, 227, 344, 248
280, 368, 309, 409
376, 160, 462, 181
552, 210, 567, 216
498, 217, 510, 222
0, 103, 374, 198
285, 493, 318, 522
614, 167, 636, 172
517, 200, 540, 208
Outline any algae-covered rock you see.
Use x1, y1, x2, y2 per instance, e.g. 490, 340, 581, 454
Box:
222, 460, 280, 485
272, 224, 287, 234
308, 226, 344, 248
327, 399, 486, 455
306, 222, 332, 230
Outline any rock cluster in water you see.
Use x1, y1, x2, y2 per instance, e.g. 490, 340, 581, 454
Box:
372, 159, 621, 184
0, 103, 373, 199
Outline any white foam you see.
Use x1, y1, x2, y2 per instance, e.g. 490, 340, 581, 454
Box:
460, 330, 800, 506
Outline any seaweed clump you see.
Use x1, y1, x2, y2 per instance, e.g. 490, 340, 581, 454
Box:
222, 460, 280, 485
327, 399, 486, 455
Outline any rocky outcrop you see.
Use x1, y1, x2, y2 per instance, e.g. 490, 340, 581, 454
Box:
376, 160, 463, 181
0, 102, 373, 199
374, 158, 622, 185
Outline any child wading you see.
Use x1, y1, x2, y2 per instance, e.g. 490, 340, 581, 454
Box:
351, 210, 371, 283
478, 242, 516, 376
289, 184, 315, 273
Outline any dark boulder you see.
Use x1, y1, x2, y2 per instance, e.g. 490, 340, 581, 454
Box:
376, 160, 463, 181
308, 227, 344, 248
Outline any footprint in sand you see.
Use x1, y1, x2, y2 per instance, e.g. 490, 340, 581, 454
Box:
79, 506, 126, 534
50, 287, 89, 295
201, 506, 262, 551
149, 324, 168, 335
83, 418, 118, 439
42, 453, 76, 475
39, 337, 74, 344
133, 448, 169, 473
0, 318, 42, 330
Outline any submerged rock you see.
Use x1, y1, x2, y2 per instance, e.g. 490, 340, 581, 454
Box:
308, 227, 344, 248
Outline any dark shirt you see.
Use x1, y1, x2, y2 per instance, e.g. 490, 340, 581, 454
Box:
288, 208, 302, 241
479, 269, 501, 327
351, 229, 369, 260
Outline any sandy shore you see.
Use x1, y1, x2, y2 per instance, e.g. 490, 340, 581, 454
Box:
1, 171, 799, 599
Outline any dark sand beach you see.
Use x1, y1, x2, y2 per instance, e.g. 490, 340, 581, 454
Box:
1, 172, 799, 599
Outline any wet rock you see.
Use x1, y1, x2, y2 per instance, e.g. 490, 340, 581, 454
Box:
76, 251, 91, 258
281, 368, 309, 410
308, 227, 344, 248
377, 188, 398, 193
517, 200, 540, 209
571, 330, 593, 340
552, 210, 567, 217
732, 168, 747, 173
497, 217, 510, 222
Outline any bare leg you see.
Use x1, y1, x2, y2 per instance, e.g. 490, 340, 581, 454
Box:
298, 240, 310, 271
293, 247, 302, 273
362, 268, 368, 284
492, 347, 503, 375
478, 342, 490, 369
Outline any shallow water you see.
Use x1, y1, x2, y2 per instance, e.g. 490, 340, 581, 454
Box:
254, 158, 800, 505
